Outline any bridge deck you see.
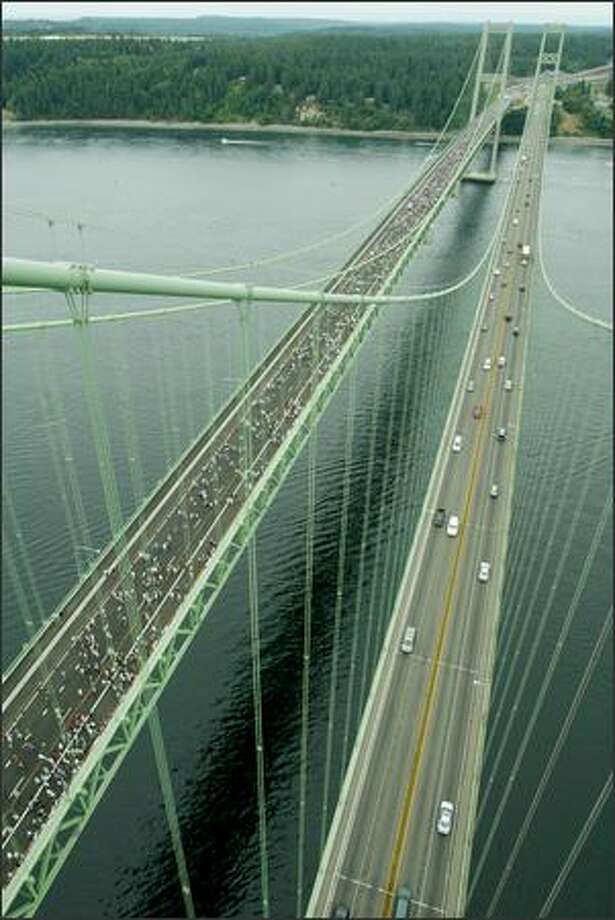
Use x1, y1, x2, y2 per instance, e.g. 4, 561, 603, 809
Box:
2, 96, 512, 910
308, 79, 554, 919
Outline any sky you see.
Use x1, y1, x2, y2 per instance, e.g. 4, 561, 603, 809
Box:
2, 1, 613, 26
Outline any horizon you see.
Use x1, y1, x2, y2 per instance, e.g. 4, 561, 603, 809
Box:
2, 2, 612, 27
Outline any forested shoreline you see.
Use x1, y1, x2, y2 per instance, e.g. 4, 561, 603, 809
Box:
2, 31, 612, 135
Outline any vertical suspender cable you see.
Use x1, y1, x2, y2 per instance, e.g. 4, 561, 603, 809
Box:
296, 300, 321, 917
360, 307, 407, 704
339, 313, 386, 781
538, 772, 612, 918
319, 359, 359, 853
74, 322, 196, 918
239, 300, 270, 917
486, 608, 612, 916
373, 304, 420, 649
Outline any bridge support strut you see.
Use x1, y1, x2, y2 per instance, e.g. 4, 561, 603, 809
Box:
463, 21, 513, 185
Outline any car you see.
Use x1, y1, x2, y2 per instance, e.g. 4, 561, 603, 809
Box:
452, 434, 462, 453
489, 292, 495, 302
497, 355, 506, 368
504, 379, 513, 391
332, 906, 350, 919
481, 323, 489, 332
519, 285, 526, 293
483, 357, 492, 371
512, 326, 520, 337
467, 379, 475, 393
446, 514, 459, 537
512, 217, 519, 226
400, 626, 416, 654
490, 483, 499, 499
472, 405, 483, 419
394, 886, 412, 919
520, 258, 528, 266
504, 313, 513, 323
437, 800, 455, 835
493, 267, 501, 276
433, 507, 446, 528
478, 561, 491, 583
496, 427, 507, 441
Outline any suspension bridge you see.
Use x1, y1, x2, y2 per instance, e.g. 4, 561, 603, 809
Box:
2, 22, 612, 919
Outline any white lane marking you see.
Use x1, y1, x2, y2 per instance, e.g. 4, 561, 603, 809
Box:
411, 653, 483, 678
338, 873, 394, 896
411, 898, 446, 915
338, 875, 446, 917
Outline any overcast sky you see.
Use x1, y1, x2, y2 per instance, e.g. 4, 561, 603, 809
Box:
3, 1, 613, 26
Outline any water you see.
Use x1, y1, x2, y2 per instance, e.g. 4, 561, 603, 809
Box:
2, 125, 612, 918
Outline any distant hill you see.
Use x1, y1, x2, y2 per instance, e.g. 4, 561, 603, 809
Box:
3, 16, 611, 38
3, 16, 349, 36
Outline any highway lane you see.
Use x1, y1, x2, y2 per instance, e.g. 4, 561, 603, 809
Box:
310, 79, 552, 918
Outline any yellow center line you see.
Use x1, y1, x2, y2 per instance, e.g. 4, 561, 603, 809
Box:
381, 298, 510, 916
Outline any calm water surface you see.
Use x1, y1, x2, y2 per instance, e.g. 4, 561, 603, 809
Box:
2, 126, 612, 918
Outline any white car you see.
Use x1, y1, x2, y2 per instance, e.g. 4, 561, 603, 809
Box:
478, 561, 491, 583
497, 355, 506, 368
493, 268, 501, 276
452, 434, 462, 453
400, 626, 416, 654
490, 483, 499, 499
504, 379, 513, 391
437, 800, 455, 835
446, 514, 459, 537
512, 217, 519, 226
483, 357, 492, 371
467, 379, 475, 393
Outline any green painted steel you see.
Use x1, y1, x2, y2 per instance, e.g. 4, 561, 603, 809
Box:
0, 256, 420, 308
464, 22, 512, 183
238, 301, 271, 917
319, 358, 358, 854
3, 83, 514, 917
3, 192, 419, 917
296, 307, 321, 917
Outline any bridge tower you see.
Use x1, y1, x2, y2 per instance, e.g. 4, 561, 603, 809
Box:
463, 21, 513, 184
535, 23, 566, 79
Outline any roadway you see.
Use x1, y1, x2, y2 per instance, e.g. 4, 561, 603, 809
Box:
2, 93, 514, 894
309, 79, 553, 919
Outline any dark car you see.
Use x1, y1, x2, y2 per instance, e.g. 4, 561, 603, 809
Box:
332, 907, 350, 919
394, 886, 413, 919
504, 313, 512, 323
472, 405, 484, 419
512, 326, 520, 336
433, 507, 447, 528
